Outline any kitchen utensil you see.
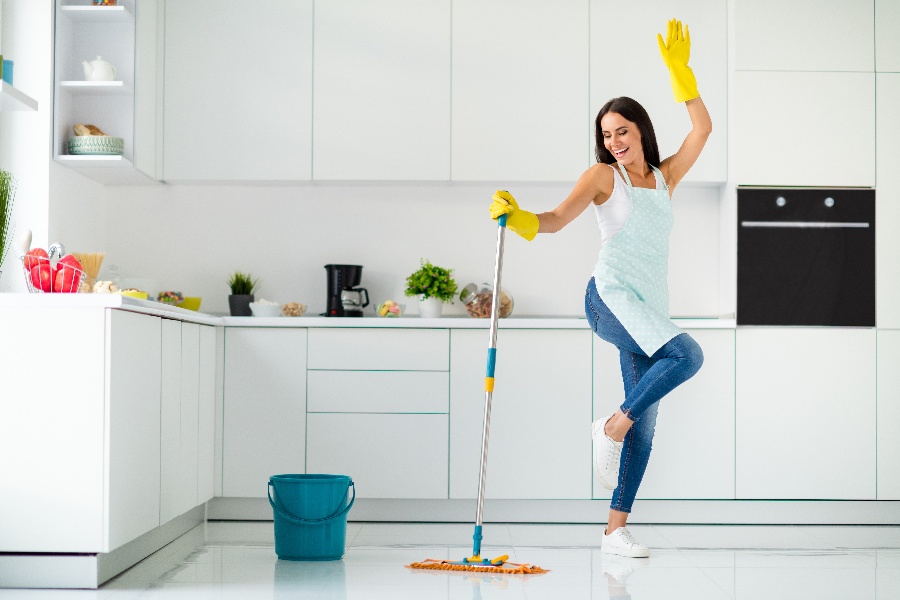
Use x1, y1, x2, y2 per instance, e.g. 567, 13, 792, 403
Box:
324, 264, 368, 317
68, 136, 124, 156
82, 56, 117, 81
250, 302, 282, 317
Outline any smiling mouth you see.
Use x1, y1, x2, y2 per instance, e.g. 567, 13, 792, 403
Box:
612, 147, 628, 159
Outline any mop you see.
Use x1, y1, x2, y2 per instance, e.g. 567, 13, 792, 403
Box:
406, 213, 548, 575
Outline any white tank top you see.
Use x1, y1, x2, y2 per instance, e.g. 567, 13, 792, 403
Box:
593, 164, 664, 247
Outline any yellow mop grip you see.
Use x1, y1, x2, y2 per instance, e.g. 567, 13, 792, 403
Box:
484, 377, 495, 392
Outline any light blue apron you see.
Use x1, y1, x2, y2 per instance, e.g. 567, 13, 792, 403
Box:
592, 164, 683, 356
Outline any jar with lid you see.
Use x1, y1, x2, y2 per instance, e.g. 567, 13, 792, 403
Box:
459, 283, 514, 318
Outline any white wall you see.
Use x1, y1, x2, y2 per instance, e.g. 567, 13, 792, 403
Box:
49, 180, 721, 317
0, 0, 53, 292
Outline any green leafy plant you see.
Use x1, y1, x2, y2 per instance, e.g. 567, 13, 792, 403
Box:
0, 170, 16, 272
227, 271, 258, 295
404, 259, 458, 303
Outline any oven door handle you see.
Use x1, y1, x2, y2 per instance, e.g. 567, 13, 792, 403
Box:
740, 221, 870, 228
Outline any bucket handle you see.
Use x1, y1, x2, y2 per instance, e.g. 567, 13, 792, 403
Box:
267, 480, 356, 526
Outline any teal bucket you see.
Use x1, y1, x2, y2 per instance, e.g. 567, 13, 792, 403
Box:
268, 474, 355, 561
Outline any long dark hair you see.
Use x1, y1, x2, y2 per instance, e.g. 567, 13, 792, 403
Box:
594, 97, 660, 167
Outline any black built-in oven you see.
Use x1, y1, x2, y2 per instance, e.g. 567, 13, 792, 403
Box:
737, 187, 875, 327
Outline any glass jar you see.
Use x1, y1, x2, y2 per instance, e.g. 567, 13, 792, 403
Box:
459, 283, 514, 318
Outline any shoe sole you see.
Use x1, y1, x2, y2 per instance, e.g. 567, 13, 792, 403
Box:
592, 418, 618, 490
601, 544, 650, 558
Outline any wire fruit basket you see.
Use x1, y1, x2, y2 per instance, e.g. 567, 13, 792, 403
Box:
20, 243, 86, 294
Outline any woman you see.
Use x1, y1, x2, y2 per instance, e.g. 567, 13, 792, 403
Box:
489, 19, 711, 558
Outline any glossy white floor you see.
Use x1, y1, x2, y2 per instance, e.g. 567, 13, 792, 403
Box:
3, 521, 900, 599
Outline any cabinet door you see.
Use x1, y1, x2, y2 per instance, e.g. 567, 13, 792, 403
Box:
736, 328, 876, 499
449, 329, 593, 499
307, 413, 449, 499
198, 325, 217, 504
160, 319, 182, 523
876, 74, 900, 327
876, 0, 900, 72
178, 322, 201, 514
877, 331, 900, 499
106, 310, 162, 551
589, 0, 727, 184
134, 0, 164, 179
163, 0, 313, 181
592, 329, 735, 500
734, 71, 875, 187
735, 0, 874, 72
313, 0, 451, 180
223, 328, 307, 497
451, 0, 588, 181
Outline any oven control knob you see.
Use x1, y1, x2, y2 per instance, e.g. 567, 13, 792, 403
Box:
776, 196, 786, 207
824, 197, 835, 207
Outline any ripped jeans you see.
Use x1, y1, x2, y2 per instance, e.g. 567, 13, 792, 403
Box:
585, 278, 704, 513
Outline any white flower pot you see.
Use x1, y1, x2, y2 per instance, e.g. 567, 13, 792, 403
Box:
418, 296, 443, 318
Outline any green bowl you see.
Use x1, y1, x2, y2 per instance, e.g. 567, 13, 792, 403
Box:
68, 136, 124, 155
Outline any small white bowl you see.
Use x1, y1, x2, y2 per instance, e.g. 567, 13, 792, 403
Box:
249, 303, 281, 317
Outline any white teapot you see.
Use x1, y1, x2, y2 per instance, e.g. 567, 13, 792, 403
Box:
82, 56, 116, 81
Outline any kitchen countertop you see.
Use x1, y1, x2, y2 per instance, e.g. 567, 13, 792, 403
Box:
0, 293, 738, 329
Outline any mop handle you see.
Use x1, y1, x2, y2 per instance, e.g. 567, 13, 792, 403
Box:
472, 213, 507, 559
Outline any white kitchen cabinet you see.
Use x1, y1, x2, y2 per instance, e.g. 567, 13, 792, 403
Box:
312, 0, 451, 180
592, 329, 735, 500
106, 310, 162, 550
735, 0, 874, 72
307, 413, 449, 499
589, 0, 727, 184
307, 328, 449, 371
222, 328, 307, 497
734, 71, 875, 187
876, 74, 900, 327
163, 0, 313, 182
877, 331, 900, 499
52, 0, 162, 184
449, 329, 593, 499
0, 308, 160, 553
735, 328, 876, 500
451, 0, 588, 181
198, 325, 217, 504
159, 319, 183, 523
876, 0, 900, 72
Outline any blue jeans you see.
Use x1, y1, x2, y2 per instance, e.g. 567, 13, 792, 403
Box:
585, 278, 704, 513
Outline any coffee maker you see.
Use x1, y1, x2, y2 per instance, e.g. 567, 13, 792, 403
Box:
324, 264, 369, 317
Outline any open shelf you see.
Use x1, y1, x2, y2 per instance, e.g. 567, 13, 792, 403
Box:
0, 81, 39, 111
60, 80, 133, 95
55, 154, 160, 185
60, 4, 133, 23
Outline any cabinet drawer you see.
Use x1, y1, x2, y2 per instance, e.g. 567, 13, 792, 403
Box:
308, 371, 448, 413
308, 328, 449, 370
307, 413, 448, 499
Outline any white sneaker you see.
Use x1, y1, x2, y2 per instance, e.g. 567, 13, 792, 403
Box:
602, 526, 650, 558
592, 415, 623, 490
601, 553, 647, 585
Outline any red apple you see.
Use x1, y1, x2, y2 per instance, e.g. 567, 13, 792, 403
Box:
23, 248, 48, 271
29, 264, 53, 292
53, 268, 81, 293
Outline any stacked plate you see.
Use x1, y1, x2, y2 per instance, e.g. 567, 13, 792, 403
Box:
68, 136, 124, 156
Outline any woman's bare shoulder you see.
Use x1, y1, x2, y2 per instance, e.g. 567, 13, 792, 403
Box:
586, 162, 616, 204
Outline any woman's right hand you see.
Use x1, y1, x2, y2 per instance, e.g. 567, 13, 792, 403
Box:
490, 190, 539, 241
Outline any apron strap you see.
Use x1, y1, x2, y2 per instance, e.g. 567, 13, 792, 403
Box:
616, 163, 633, 188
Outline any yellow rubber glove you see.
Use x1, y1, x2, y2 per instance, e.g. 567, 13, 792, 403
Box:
657, 18, 699, 103
490, 190, 539, 241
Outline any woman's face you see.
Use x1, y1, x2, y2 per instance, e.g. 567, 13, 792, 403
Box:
600, 112, 642, 165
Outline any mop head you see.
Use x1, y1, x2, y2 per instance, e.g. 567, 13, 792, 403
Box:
406, 558, 548, 574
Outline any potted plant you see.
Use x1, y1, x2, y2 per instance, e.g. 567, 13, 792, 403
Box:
227, 271, 258, 316
404, 259, 458, 318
